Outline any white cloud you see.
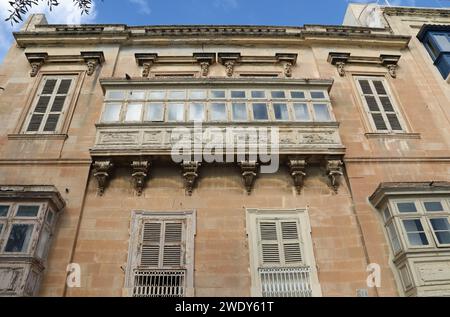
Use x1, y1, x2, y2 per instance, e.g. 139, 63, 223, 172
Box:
129, 0, 151, 15
0, 0, 98, 64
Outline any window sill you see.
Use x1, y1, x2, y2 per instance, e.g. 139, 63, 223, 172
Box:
365, 132, 421, 140
8, 134, 68, 141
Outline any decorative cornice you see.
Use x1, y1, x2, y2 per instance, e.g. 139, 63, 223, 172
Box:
369, 181, 450, 208
383, 6, 450, 17
0, 185, 66, 211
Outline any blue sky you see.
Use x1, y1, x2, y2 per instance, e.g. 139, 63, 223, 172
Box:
0, 0, 449, 63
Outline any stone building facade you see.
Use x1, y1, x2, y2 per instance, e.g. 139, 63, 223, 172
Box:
0, 4, 449, 297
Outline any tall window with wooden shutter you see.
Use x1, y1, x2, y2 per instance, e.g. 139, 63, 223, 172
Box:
125, 211, 195, 297
23, 76, 75, 134
355, 76, 405, 133
247, 209, 322, 297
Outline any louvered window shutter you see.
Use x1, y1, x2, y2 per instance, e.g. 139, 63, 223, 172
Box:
26, 77, 73, 133
357, 78, 403, 132
139, 220, 184, 269
259, 219, 303, 267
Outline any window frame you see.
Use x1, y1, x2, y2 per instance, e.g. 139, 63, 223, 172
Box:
354, 76, 407, 134
21, 75, 79, 135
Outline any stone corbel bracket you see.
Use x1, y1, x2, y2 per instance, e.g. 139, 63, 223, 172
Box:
276, 53, 298, 78
135, 53, 158, 78
327, 52, 350, 77
380, 54, 400, 78
193, 53, 216, 77
182, 161, 201, 196
25, 52, 48, 77
287, 157, 307, 194
81, 51, 105, 76
239, 161, 259, 195
218, 53, 241, 77
131, 160, 151, 196
328, 52, 400, 78
325, 158, 344, 193
93, 160, 114, 196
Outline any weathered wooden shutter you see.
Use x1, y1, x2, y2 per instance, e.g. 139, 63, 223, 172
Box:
357, 78, 403, 132
140, 220, 184, 269
27, 77, 73, 133
259, 219, 303, 267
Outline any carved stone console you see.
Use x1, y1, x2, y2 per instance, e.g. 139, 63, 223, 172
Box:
328, 52, 400, 78
218, 53, 241, 77
193, 53, 216, 77
135, 53, 158, 78
131, 160, 151, 196
181, 161, 201, 196
276, 53, 298, 78
81, 51, 105, 76
325, 159, 344, 192
287, 157, 307, 194
25, 53, 48, 77
92, 160, 114, 196
240, 161, 259, 194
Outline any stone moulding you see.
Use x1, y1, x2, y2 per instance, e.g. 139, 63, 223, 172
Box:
25, 52, 48, 77
328, 52, 400, 78
81, 51, 105, 76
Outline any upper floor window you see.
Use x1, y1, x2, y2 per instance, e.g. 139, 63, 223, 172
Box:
355, 76, 406, 133
417, 25, 450, 79
23, 76, 76, 134
100, 88, 334, 124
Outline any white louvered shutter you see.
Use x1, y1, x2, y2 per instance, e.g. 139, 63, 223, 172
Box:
26, 77, 74, 133
357, 78, 403, 132
258, 219, 303, 267
139, 220, 184, 269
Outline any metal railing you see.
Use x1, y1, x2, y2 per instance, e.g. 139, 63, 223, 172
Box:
133, 269, 186, 297
259, 266, 313, 297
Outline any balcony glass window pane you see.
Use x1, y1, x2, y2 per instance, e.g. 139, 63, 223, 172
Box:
433, 34, 450, 51
168, 103, 185, 122
273, 103, 289, 120
430, 218, 450, 244
189, 103, 205, 121
252, 103, 268, 120
16, 205, 40, 217
271, 91, 286, 99
125, 103, 143, 122
210, 103, 227, 121
149, 91, 166, 100
313, 104, 331, 121
102, 103, 121, 122
291, 91, 305, 99
293, 103, 310, 121
106, 91, 125, 100
311, 91, 326, 99
189, 90, 206, 100
0, 224, 3, 235
129, 91, 146, 100
0, 205, 9, 217
397, 202, 417, 213
145, 103, 164, 122
387, 222, 401, 254
251, 91, 265, 99
231, 91, 246, 99
46, 210, 54, 225
4, 224, 34, 253
168, 90, 186, 100
232, 103, 248, 121
402, 219, 429, 246
424, 201, 444, 212
211, 90, 226, 99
